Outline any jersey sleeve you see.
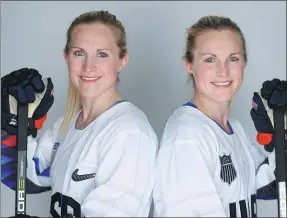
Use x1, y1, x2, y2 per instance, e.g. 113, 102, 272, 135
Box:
153, 128, 227, 217
239, 121, 277, 200
80, 129, 158, 217
250, 143, 277, 200
1, 117, 63, 193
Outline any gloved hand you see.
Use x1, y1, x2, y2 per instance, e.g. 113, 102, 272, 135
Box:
250, 78, 287, 152
261, 78, 287, 109
1, 68, 54, 138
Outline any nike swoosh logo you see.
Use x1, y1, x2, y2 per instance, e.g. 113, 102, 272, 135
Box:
71, 169, 96, 182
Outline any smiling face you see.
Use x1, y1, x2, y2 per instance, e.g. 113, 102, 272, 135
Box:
185, 29, 246, 103
65, 23, 128, 99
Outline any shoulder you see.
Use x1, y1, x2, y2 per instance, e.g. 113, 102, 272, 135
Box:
95, 101, 158, 142
157, 106, 220, 172
160, 105, 218, 152
163, 105, 216, 140
113, 101, 155, 133
93, 102, 158, 158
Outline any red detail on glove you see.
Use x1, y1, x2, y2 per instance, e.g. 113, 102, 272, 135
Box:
257, 132, 273, 145
35, 114, 47, 130
2, 135, 17, 147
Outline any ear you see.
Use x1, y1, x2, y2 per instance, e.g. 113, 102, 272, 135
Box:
117, 53, 129, 72
64, 51, 68, 63
184, 58, 194, 77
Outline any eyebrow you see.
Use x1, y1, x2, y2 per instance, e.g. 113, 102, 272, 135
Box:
70, 46, 111, 51
201, 52, 242, 57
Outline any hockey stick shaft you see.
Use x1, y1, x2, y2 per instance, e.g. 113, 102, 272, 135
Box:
274, 107, 287, 217
15, 103, 28, 215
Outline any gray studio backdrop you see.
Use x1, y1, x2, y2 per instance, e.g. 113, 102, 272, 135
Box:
1, 1, 286, 217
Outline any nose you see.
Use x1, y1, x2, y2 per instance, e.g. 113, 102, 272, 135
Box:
216, 62, 230, 77
83, 56, 97, 73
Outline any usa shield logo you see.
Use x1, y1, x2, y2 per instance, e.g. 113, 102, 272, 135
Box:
219, 154, 237, 185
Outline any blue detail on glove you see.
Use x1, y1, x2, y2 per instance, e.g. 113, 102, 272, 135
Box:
251, 92, 273, 134
257, 180, 277, 200
1, 134, 51, 194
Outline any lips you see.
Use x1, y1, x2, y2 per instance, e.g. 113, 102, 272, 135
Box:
212, 81, 232, 87
80, 76, 102, 83
81, 76, 100, 81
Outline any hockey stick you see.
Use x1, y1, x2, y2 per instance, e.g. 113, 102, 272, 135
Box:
15, 103, 28, 215
274, 106, 287, 217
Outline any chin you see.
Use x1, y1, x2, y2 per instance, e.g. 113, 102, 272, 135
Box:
211, 85, 239, 101
212, 91, 235, 102
215, 96, 233, 103
77, 89, 101, 99
80, 93, 100, 99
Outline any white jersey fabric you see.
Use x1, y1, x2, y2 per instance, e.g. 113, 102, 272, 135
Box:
26, 101, 158, 217
153, 102, 276, 217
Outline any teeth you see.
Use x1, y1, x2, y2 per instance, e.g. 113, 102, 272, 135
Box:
213, 81, 231, 86
81, 77, 99, 81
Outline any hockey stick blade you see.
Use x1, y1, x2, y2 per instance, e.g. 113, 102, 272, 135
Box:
15, 103, 28, 215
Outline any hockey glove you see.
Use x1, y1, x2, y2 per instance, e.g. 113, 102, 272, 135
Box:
250, 78, 287, 152
1, 68, 54, 138
261, 78, 287, 109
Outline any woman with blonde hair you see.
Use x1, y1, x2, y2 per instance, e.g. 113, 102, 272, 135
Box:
153, 15, 287, 217
1, 10, 158, 218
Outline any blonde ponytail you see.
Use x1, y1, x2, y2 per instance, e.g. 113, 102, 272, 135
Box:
60, 79, 81, 131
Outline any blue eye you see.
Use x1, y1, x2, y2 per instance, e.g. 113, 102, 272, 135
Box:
205, 57, 215, 63
98, 52, 107, 57
74, 51, 85, 56
230, 57, 239, 62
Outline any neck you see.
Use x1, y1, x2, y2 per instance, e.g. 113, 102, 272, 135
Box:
80, 88, 121, 122
192, 92, 231, 129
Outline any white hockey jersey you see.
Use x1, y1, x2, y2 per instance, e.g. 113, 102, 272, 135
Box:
153, 102, 276, 217
25, 101, 158, 217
